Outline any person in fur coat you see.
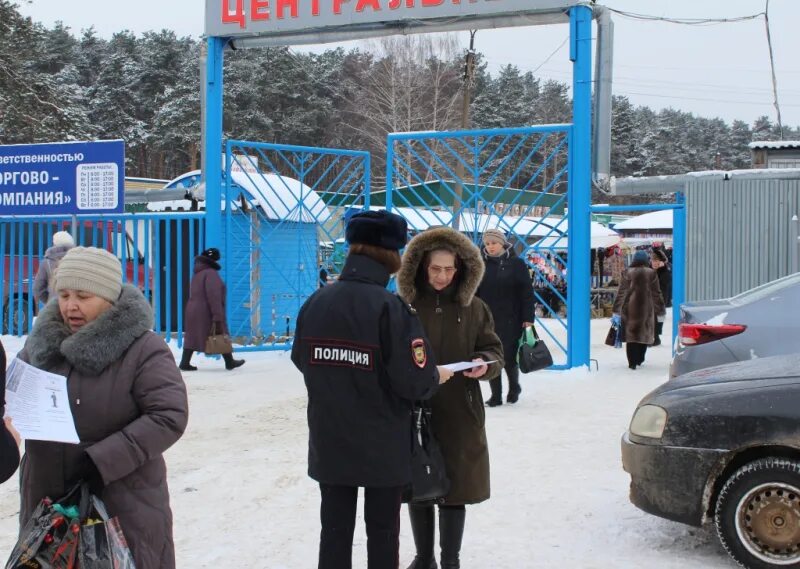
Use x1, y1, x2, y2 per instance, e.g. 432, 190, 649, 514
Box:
16, 247, 188, 569
398, 227, 504, 569
612, 250, 666, 369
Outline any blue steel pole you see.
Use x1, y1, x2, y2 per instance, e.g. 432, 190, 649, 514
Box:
385, 138, 394, 212
205, 37, 225, 249
671, 193, 686, 352
568, 5, 593, 369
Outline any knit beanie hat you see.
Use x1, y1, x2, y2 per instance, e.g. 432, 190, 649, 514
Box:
55, 247, 123, 303
52, 231, 75, 248
483, 228, 507, 245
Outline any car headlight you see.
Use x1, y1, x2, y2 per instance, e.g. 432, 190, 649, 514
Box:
629, 405, 668, 439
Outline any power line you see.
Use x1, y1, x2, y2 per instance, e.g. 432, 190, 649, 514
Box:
764, 0, 784, 138
606, 8, 765, 26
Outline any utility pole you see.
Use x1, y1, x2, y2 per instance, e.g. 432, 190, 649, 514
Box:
452, 31, 476, 231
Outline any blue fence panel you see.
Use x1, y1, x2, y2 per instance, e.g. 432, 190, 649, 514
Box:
386, 125, 573, 368
222, 140, 370, 350
0, 213, 205, 342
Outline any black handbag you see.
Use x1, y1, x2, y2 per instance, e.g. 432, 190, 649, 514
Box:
517, 325, 553, 373
403, 404, 450, 504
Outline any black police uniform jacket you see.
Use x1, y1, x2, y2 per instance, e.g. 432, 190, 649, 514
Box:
291, 254, 440, 487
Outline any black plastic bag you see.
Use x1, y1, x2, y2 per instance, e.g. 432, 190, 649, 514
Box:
6, 484, 82, 569
79, 493, 136, 569
403, 405, 450, 504
5, 483, 136, 569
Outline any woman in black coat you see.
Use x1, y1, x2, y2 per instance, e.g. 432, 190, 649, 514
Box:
476, 229, 535, 406
0, 340, 22, 484
651, 248, 672, 346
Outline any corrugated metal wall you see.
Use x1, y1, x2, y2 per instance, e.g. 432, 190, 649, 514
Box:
686, 177, 800, 301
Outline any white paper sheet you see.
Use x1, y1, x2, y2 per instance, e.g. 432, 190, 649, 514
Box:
441, 360, 497, 373
4, 358, 80, 444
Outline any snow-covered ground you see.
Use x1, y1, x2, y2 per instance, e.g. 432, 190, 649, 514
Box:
0, 315, 737, 568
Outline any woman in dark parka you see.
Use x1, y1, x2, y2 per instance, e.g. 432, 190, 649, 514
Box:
180, 247, 244, 371
612, 250, 666, 369
650, 248, 672, 346
398, 227, 504, 569
17, 246, 188, 569
476, 228, 535, 406
0, 340, 21, 484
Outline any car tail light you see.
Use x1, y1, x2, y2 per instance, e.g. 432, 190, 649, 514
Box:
678, 323, 747, 346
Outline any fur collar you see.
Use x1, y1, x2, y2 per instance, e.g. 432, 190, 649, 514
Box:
398, 227, 485, 307
25, 284, 154, 376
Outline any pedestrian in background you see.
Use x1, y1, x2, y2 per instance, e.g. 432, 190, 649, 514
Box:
612, 250, 666, 369
398, 226, 504, 569
291, 210, 452, 569
319, 264, 328, 288
650, 248, 672, 346
33, 230, 74, 304
0, 339, 21, 484
16, 246, 188, 568
180, 247, 244, 371
476, 228, 535, 406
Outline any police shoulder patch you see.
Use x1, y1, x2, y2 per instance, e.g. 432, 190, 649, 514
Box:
411, 338, 427, 368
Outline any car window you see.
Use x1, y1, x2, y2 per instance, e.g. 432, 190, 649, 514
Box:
730, 272, 800, 305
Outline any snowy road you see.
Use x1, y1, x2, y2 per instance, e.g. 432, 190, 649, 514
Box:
0, 317, 738, 567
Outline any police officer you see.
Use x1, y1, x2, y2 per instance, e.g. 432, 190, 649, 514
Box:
291, 210, 453, 569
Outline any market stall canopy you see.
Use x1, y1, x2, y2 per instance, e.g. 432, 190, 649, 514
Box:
533, 222, 620, 250
370, 206, 563, 238
611, 209, 673, 231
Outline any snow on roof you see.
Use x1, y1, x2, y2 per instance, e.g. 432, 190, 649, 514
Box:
158, 169, 331, 223
748, 140, 800, 150
611, 209, 673, 231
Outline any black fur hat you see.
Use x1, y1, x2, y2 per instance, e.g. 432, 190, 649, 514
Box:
345, 210, 408, 251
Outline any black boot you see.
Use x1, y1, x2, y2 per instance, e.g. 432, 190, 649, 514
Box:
506, 366, 521, 404
485, 377, 502, 407
222, 352, 245, 370
439, 506, 465, 569
407, 504, 437, 569
179, 349, 197, 371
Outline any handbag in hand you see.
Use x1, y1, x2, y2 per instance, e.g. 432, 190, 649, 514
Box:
205, 322, 233, 355
517, 324, 553, 373
403, 404, 450, 504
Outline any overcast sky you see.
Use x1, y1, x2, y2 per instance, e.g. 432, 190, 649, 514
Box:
17, 0, 800, 128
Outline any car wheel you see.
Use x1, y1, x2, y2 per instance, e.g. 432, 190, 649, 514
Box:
2, 299, 30, 335
715, 458, 800, 568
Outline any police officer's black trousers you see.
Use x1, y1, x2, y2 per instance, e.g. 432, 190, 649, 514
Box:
319, 483, 404, 569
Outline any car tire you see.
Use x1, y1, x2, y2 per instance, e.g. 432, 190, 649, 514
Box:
2, 298, 30, 335
715, 458, 800, 568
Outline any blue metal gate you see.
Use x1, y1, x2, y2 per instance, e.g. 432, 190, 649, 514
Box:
385, 125, 573, 368
222, 141, 370, 350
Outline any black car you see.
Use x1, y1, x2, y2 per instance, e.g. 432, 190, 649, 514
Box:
622, 354, 800, 568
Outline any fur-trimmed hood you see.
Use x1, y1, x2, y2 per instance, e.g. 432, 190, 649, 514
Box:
25, 284, 154, 376
398, 227, 485, 307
